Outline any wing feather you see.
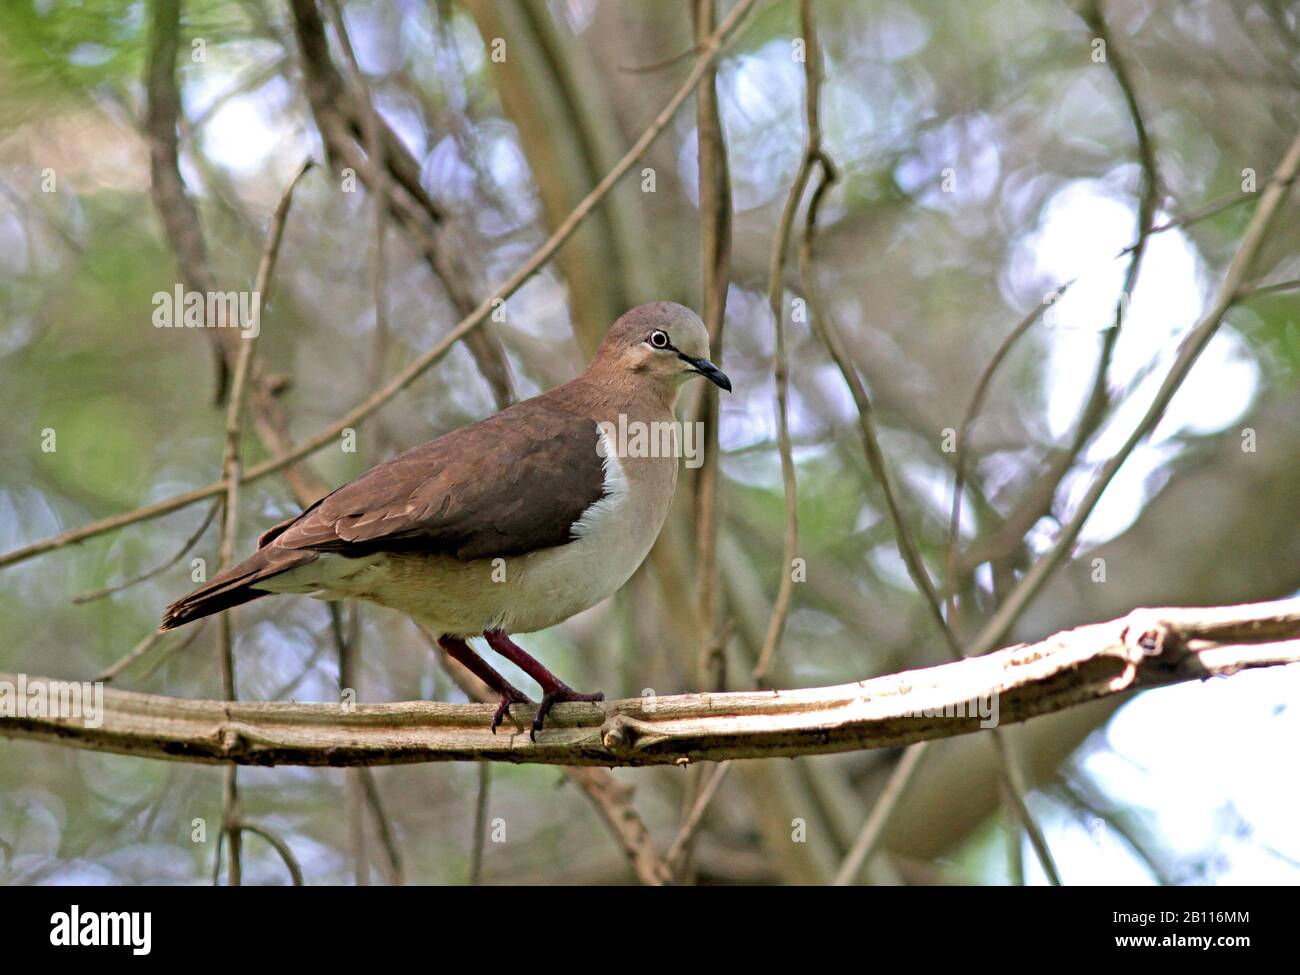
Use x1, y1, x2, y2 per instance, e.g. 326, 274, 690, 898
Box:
268, 401, 607, 561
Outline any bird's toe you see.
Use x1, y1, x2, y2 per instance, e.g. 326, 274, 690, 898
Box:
529, 686, 605, 740
490, 688, 531, 734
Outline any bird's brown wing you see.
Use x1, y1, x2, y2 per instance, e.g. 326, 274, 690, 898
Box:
268, 400, 608, 561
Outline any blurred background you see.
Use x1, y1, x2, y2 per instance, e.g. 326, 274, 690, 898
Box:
1, 0, 1298, 885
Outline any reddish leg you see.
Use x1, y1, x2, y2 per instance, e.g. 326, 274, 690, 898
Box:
483, 630, 604, 739
436, 634, 530, 734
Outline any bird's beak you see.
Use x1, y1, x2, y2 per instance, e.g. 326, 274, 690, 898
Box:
681, 355, 732, 392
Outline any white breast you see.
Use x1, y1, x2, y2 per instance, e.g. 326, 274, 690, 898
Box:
498, 424, 672, 632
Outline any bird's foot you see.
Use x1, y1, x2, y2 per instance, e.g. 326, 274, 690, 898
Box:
492, 686, 532, 734
532, 685, 604, 741
435, 635, 534, 735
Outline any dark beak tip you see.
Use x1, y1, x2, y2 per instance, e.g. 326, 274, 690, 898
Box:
691, 357, 731, 392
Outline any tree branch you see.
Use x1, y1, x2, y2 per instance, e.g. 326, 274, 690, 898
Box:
753, 0, 824, 681
691, 0, 733, 694
5, 597, 1297, 767
144, 0, 228, 402
290, 0, 516, 409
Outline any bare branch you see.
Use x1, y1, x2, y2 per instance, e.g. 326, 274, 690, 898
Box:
237, 820, 305, 886
753, 0, 824, 681
666, 760, 732, 874
991, 727, 1061, 884
291, 0, 516, 409
212, 157, 313, 888
217, 763, 241, 885
832, 741, 929, 885
468, 761, 491, 885
764, 0, 1057, 881
321, 0, 390, 436
134, 618, 210, 683
680, 0, 735, 884
95, 628, 165, 684
1240, 276, 1300, 298
692, 0, 733, 694
72, 501, 219, 605
355, 766, 403, 885
6, 598, 1298, 767
144, 0, 227, 401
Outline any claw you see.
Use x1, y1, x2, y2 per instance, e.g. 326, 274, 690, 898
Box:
491, 696, 510, 734
530, 687, 604, 741
491, 688, 531, 734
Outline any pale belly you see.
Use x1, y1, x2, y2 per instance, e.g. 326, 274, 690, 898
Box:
261, 451, 676, 636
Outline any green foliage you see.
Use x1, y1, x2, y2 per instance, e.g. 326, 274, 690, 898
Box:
0, 1, 147, 115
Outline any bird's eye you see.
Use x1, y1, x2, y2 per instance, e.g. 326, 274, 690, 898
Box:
649, 329, 669, 349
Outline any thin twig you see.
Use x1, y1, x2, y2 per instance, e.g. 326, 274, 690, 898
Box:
801, 171, 958, 656
1120, 190, 1251, 255
753, 0, 824, 682
1240, 276, 1300, 297
792, 83, 1002, 891
328, 602, 370, 885
666, 761, 732, 873
293, 0, 517, 409
95, 628, 165, 684
943, 291, 1068, 619
991, 730, 1061, 885
1056, 775, 1175, 885
680, 0, 735, 885
268, 633, 333, 700
946, 0, 1200, 620
72, 501, 219, 605
947, 2, 1161, 619
323, 0, 389, 426
953, 0, 1162, 629
210, 821, 224, 886
356, 767, 403, 885
833, 742, 929, 885
692, 0, 733, 694
144, 0, 228, 402
216, 764, 241, 885
238, 820, 305, 886
930, 5, 1161, 880
469, 761, 491, 885
136, 617, 209, 682
618, 44, 703, 75
213, 158, 314, 887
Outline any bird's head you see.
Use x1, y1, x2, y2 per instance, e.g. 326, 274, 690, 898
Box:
594, 301, 731, 394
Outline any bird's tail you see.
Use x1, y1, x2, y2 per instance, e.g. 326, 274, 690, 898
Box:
160, 547, 316, 631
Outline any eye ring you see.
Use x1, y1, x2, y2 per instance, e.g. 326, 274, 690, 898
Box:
648, 329, 670, 349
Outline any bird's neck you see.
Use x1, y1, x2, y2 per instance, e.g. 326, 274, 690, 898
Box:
554, 368, 680, 425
